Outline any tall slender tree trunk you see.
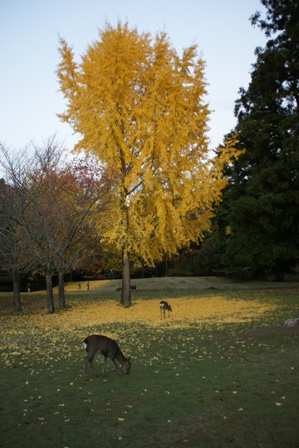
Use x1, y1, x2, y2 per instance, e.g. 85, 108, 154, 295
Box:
12, 271, 22, 312
45, 267, 55, 314
58, 269, 66, 309
121, 254, 131, 307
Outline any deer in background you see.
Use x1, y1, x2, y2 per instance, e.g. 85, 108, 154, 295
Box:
160, 301, 172, 319
82, 334, 131, 378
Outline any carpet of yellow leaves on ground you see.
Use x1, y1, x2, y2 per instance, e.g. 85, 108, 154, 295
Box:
0, 296, 278, 370
1, 296, 277, 336
71, 297, 276, 328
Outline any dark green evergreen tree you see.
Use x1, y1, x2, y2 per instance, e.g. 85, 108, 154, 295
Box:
212, 0, 299, 280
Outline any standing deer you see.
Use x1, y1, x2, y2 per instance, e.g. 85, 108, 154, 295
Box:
82, 334, 131, 378
160, 301, 172, 319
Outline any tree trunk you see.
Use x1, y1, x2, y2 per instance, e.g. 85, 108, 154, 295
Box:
12, 271, 22, 312
58, 269, 66, 309
120, 254, 131, 307
45, 268, 55, 314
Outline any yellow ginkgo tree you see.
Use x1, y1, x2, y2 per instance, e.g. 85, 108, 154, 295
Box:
57, 22, 241, 306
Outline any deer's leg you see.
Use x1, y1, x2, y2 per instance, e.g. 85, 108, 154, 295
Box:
111, 357, 123, 375
102, 356, 108, 375
83, 353, 98, 378
83, 356, 89, 378
89, 357, 99, 377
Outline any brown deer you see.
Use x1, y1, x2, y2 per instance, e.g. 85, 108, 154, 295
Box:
82, 334, 131, 378
160, 301, 172, 319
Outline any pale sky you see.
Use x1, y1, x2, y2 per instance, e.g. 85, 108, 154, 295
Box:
0, 0, 267, 153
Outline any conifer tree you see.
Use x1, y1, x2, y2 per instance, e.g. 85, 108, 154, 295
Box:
215, 0, 299, 280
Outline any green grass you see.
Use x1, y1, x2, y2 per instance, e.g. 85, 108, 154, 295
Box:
0, 287, 299, 447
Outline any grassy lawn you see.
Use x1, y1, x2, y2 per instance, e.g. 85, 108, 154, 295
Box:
0, 285, 299, 447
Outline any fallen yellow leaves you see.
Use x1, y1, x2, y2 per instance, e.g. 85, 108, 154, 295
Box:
0, 296, 278, 359
0, 297, 277, 337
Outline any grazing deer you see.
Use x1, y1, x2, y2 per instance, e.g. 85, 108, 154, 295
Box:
160, 300, 172, 319
82, 334, 131, 378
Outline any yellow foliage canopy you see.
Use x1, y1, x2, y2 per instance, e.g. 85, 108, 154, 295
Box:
57, 22, 242, 265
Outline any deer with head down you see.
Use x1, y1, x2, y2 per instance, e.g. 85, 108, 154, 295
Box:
82, 334, 131, 378
160, 300, 172, 319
